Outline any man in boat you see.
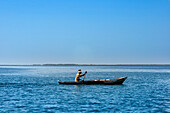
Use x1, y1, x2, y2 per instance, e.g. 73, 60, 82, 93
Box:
75, 69, 87, 82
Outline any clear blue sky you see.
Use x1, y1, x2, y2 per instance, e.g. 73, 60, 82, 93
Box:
0, 0, 170, 64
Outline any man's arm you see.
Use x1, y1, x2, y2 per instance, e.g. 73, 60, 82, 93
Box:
80, 71, 87, 77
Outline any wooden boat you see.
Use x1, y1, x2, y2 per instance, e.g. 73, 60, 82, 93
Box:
58, 77, 127, 85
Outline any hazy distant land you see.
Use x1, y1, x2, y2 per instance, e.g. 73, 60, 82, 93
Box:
0, 64, 170, 66
32, 64, 170, 66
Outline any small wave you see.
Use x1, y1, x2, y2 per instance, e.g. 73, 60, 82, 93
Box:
0, 83, 58, 86
87, 69, 170, 73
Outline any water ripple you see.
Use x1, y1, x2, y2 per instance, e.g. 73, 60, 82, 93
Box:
0, 66, 169, 112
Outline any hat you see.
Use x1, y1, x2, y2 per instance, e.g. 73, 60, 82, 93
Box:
78, 69, 82, 73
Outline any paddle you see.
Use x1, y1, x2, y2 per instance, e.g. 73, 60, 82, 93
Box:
82, 71, 87, 82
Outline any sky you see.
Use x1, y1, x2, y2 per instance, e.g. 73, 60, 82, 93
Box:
0, 0, 170, 64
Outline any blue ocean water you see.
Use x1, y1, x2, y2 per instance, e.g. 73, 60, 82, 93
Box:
0, 65, 169, 113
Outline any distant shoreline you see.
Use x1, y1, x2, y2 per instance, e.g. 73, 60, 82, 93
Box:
1, 64, 170, 66
34, 64, 170, 66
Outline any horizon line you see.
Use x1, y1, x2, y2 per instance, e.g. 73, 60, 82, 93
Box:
0, 63, 170, 66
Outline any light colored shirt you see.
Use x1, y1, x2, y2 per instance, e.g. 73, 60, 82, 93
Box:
75, 73, 85, 82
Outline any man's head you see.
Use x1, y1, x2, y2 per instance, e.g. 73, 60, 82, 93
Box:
78, 69, 82, 74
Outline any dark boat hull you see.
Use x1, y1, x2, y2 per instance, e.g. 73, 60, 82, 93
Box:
58, 77, 127, 85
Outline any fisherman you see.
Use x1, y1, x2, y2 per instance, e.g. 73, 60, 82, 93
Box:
75, 69, 87, 82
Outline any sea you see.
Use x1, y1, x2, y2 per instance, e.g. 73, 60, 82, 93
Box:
0, 65, 169, 113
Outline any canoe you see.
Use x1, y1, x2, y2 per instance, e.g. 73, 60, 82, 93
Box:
58, 77, 127, 85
